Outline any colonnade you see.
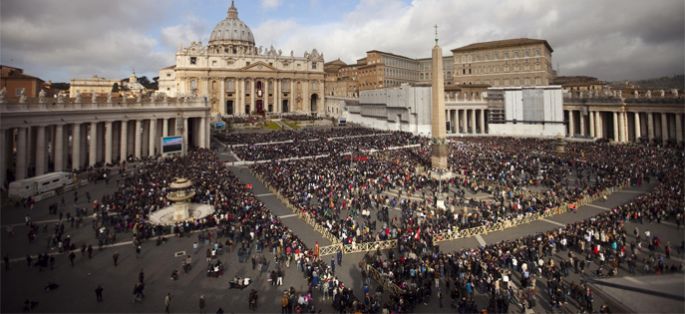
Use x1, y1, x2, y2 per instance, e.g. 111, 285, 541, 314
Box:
1, 116, 210, 183
445, 108, 487, 135
566, 109, 684, 144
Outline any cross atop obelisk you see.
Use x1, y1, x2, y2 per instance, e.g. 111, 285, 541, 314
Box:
434, 24, 438, 45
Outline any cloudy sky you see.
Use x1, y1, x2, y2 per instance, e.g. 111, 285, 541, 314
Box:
1, 0, 683, 82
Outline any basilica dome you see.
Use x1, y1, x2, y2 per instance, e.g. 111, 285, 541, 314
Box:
208, 1, 255, 50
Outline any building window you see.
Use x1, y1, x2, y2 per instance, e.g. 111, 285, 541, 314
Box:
190, 57, 197, 65
15, 88, 25, 96
312, 62, 317, 69
246, 62, 250, 66
166, 73, 171, 77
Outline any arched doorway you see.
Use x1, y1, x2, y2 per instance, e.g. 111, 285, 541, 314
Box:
310, 94, 318, 113
225, 100, 234, 115
256, 81, 264, 114
282, 100, 289, 113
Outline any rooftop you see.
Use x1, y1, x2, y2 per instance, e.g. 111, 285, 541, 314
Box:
451, 38, 553, 53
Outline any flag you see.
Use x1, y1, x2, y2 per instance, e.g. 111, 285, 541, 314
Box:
246, 183, 253, 190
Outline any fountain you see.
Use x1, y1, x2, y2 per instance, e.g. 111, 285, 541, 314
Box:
148, 178, 215, 226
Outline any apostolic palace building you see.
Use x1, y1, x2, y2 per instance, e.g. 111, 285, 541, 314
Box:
158, 1, 325, 117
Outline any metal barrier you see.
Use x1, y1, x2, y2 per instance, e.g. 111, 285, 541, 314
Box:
251, 170, 341, 245
365, 262, 405, 296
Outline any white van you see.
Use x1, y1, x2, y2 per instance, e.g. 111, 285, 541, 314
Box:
8, 172, 74, 200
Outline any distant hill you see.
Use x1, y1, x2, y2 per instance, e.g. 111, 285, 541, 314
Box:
611, 75, 684, 90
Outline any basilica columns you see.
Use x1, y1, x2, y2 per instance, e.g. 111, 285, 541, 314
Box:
612, 112, 619, 142
568, 110, 575, 137
250, 79, 256, 114
479, 109, 486, 134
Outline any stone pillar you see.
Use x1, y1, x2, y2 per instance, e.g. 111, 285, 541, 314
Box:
612, 112, 619, 142
199, 117, 206, 148
453, 110, 460, 134
120, 121, 128, 162
589, 111, 596, 138
104, 121, 112, 165
568, 110, 575, 137
54, 125, 64, 172
88, 122, 97, 166
35, 126, 46, 176
661, 113, 668, 144
617, 112, 624, 142
275, 80, 281, 113
16, 128, 28, 180
676, 113, 683, 143
134, 120, 142, 158
470, 109, 476, 134
183, 118, 189, 155
579, 111, 586, 137
148, 118, 156, 156
0, 129, 5, 186
250, 79, 256, 114
70, 124, 80, 171
162, 118, 169, 137
461, 109, 467, 133
290, 80, 295, 113
237, 79, 243, 115
480, 109, 485, 134
647, 112, 655, 141
597, 111, 604, 139
634, 112, 641, 141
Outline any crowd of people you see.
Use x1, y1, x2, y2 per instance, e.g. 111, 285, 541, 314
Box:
362, 142, 684, 313
11, 148, 358, 313
253, 138, 681, 255
215, 126, 406, 146
232, 131, 424, 161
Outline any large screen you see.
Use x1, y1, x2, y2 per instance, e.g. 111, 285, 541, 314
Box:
161, 136, 183, 154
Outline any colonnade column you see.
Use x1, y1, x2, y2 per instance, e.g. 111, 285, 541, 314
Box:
479, 109, 485, 134
676, 114, 683, 143
568, 110, 575, 137
661, 113, 668, 144
634, 112, 641, 141
612, 112, 619, 142
182, 118, 189, 155
104, 121, 112, 165
597, 112, 604, 139
54, 125, 64, 172
579, 112, 586, 137
148, 118, 156, 156
35, 126, 46, 175
647, 112, 655, 141
120, 121, 128, 162
16, 128, 28, 179
71, 124, 81, 171
134, 120, 142, 158
275, 80, 281, 113
461, 109, 467, 133
589, 111, 596, 138
199, 117, 207, 148
470, 109, 476, 134
88, 122, 97, 167
618, 112, 626, 142
162, 118, 169, 137
0, 129, 5, 185
454, 110, 460, 134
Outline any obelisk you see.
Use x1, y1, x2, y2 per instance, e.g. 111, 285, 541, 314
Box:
430, 25, 448, 170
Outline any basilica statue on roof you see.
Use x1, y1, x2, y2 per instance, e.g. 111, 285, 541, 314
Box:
158, 0, 325, 116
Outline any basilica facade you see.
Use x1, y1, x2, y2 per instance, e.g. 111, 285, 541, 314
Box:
158, 1, 325, 116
